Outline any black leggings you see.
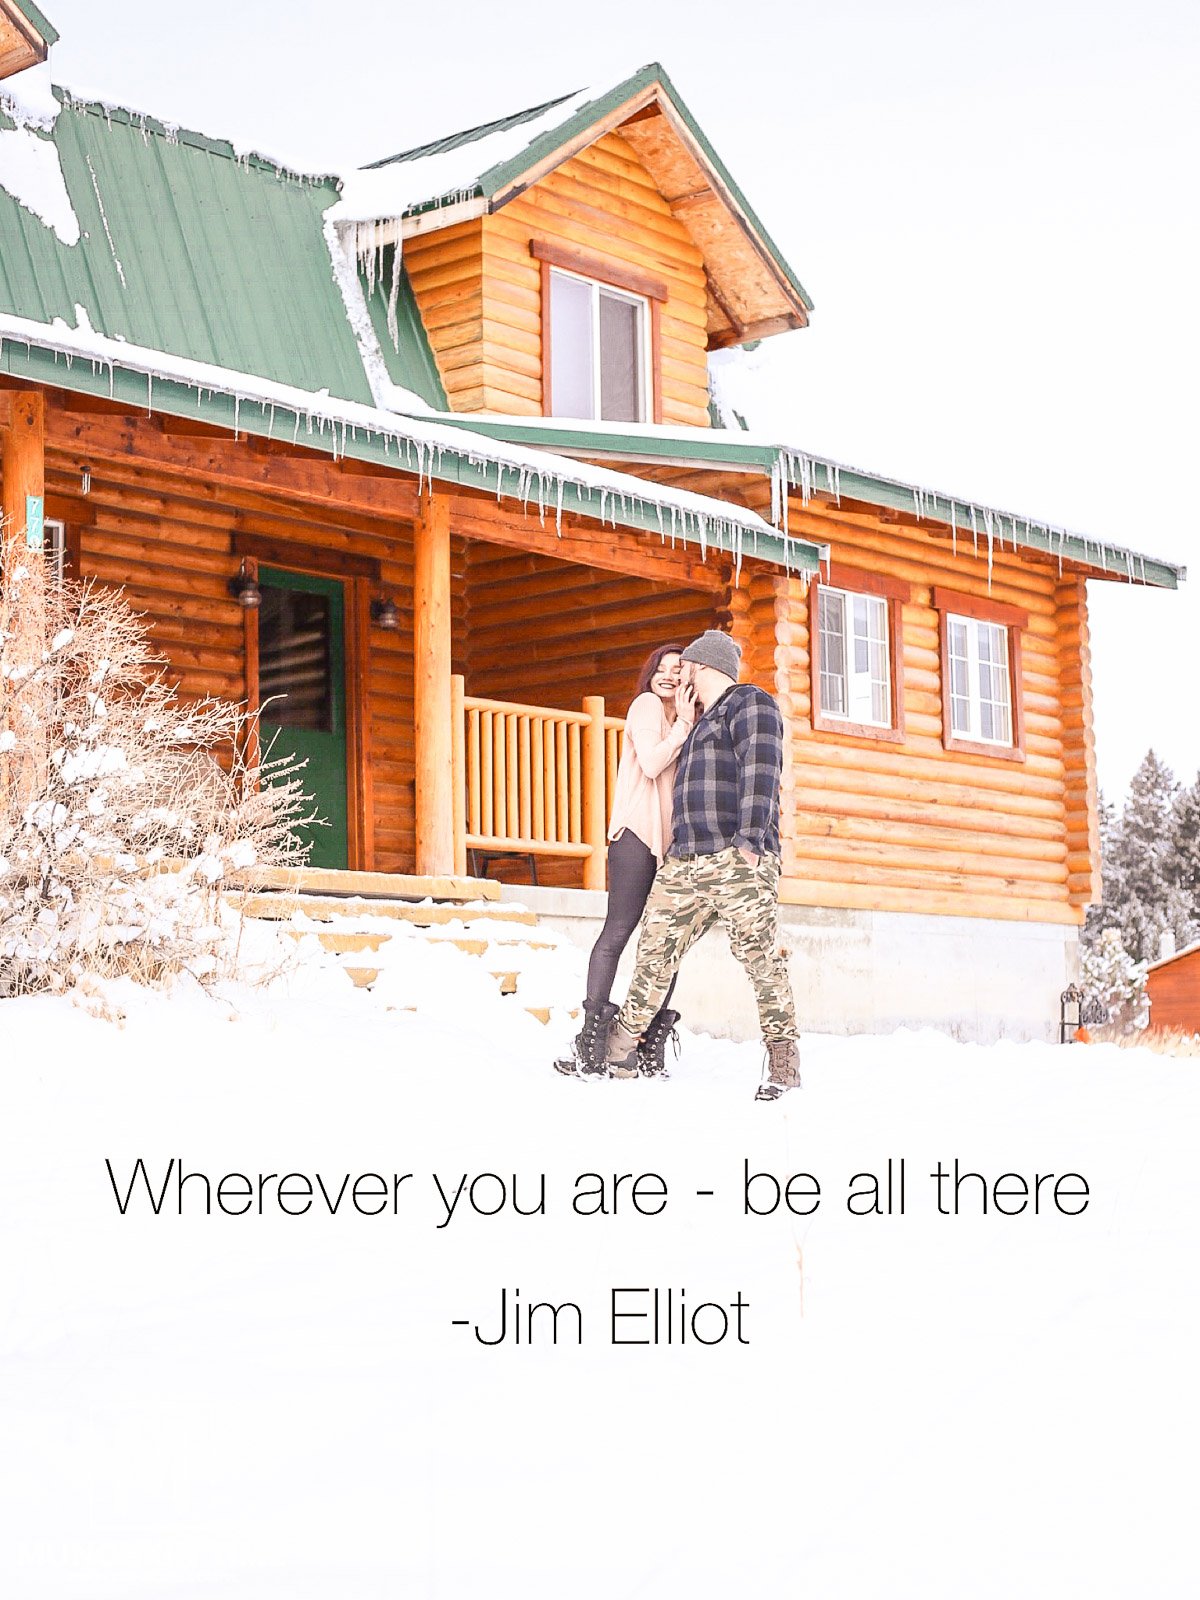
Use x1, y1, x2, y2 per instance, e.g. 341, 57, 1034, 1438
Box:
586, 830, 677, 1012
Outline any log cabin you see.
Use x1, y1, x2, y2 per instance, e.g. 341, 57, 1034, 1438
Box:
0, 22, 1187, 1039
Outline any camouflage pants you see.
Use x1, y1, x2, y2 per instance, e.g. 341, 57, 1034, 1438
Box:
618, 847, 798, 1042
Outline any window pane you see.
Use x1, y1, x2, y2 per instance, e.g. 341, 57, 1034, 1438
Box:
259, 585, 334, 732
549, 271, 595, 418
44, 518, 66, 584
948, 619, 971, 735
598, 290, 641, 422
818, 589, 847, 717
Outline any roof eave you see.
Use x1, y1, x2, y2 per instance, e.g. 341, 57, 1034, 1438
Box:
0, 323, 819, 576
410, 414, 1186, 590
0, 0, 57, 80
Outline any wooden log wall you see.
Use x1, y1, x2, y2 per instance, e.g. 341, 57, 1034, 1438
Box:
461, 538, 728, 713
779, 491, 1087, 925
404, 131, 712, 425
627, 459, 1098, 926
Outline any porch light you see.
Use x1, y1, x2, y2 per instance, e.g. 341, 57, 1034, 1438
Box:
370, 595, 401, 631
229, 558, 261, 609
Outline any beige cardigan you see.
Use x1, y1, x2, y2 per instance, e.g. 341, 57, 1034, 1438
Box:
607, 691, 690, 864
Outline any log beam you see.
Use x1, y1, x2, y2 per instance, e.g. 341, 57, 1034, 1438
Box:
414, 488, 454, 875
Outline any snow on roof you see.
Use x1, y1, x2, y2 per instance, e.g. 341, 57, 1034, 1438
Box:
0, 308, 819, 571
329, 84, 596, 226
0, 76, 77, 242
1146, 939, 1200, 973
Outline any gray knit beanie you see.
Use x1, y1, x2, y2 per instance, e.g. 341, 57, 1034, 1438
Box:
680, 629, 742, 681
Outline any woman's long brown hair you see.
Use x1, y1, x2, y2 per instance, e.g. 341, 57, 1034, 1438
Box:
633, 643, 686, 704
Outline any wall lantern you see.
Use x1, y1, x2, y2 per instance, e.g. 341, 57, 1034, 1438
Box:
370, 595, 402, 631
228, 558, 262, 609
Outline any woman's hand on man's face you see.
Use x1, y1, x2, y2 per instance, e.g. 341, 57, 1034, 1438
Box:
675, 681, 698, 727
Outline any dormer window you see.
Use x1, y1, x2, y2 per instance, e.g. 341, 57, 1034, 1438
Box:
548, 269, 647, 423
531, 241, 667, 425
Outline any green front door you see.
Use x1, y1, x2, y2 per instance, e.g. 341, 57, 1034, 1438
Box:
257, 567, 349, 870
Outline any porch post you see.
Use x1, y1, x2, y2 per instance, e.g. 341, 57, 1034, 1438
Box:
413, 487, 454, 876
582, 695, 606, 891
450, 673, 467, 877
0, 391, 47, 793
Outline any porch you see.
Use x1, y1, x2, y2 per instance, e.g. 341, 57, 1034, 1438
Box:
2, 382, 738, 890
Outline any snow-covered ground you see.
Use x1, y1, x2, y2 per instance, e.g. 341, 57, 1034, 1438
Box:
1, 939, 1197, 1598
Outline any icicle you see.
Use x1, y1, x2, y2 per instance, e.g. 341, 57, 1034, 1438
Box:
233, 394, 240, 437
555, 476, 564, 535
969, 505, 978, 556
982, 507, 994, 588
386, 244, 401, 351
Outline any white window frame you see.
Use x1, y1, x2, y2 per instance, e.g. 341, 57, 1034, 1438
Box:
44, 517, 66, 583
548, 265, 651, 423
817, 583, 893, 729
946, 613, 1013, 746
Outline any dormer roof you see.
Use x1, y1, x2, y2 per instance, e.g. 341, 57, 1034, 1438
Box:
335, 63, 813, 350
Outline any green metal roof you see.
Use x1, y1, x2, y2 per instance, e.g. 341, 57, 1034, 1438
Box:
367, 90, 576, 171
0, 92, 374, 404
0, 74, 1184, 592
360, 248, 447, 409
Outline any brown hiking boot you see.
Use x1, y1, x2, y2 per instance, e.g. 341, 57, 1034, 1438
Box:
605, 1017, 642, 1079
754, 1039, 801, 1102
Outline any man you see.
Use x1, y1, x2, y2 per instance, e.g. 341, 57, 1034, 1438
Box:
603, 629, 802, 1102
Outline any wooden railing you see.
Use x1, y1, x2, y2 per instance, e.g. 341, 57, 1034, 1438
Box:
450, 676, 624, 889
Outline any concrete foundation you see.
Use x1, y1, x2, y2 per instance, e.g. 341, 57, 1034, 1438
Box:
499, 885, 1080, 1044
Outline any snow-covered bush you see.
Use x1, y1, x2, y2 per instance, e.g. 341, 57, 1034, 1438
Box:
1080, 927, 1149, 1035
0, 544, 311, 996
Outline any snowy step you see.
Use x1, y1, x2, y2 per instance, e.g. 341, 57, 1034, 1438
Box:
235, 893, 536, 928
230, 867, 500, 903
283, 929, 390, 956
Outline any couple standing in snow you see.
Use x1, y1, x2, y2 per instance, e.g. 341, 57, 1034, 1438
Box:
555, 629, 801, 1103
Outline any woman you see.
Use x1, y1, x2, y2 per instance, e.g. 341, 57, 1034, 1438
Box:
555, 644, 697, 1080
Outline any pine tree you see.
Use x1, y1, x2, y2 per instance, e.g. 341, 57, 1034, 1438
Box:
1099, 751, 1195, 963
1170, 772, 1200, 925
1080, 928, 1148, 1034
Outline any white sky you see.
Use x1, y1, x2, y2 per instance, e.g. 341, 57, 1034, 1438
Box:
41, 0, 1200, 800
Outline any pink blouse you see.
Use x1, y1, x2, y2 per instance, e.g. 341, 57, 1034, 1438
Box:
607, 691, 690, 865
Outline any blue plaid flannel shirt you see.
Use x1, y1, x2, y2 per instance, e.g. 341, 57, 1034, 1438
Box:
667, 684, 783, 860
